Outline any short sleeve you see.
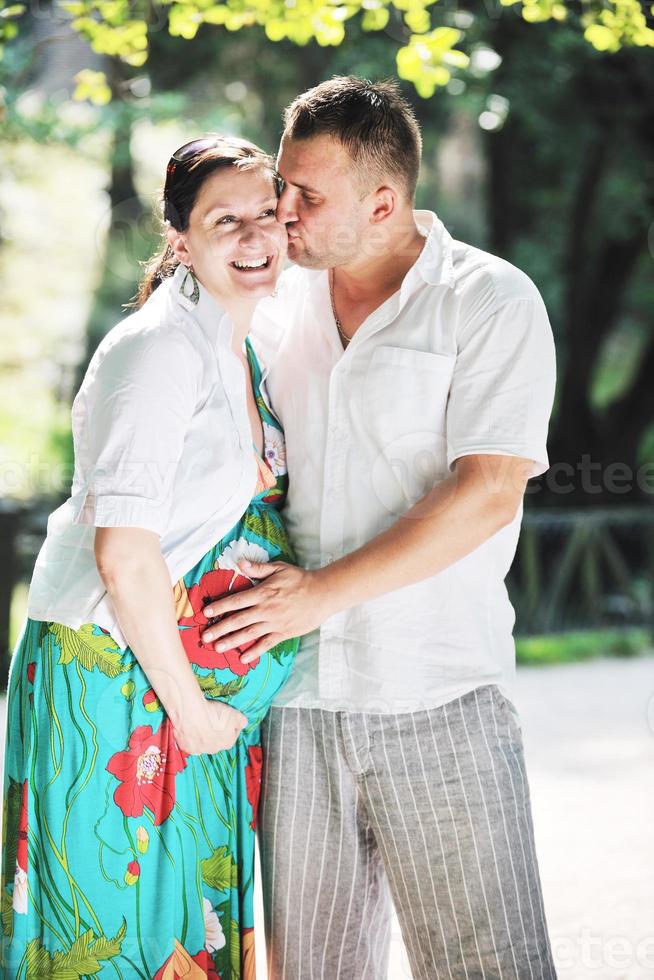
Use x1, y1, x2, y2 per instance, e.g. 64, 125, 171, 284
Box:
73, 327, 200, 534
446, 290, 556, 479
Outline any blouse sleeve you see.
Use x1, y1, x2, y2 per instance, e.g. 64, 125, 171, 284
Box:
73, 325, 200, 535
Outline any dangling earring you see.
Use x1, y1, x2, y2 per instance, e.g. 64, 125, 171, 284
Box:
180, 264, 200, 305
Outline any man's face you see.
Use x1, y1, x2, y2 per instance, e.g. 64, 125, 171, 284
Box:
276, 134, 371, 269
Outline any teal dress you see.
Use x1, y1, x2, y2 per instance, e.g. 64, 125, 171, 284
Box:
1, 339, 298, 979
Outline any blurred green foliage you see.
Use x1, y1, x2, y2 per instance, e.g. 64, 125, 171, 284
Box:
1, 6, 652, 503
0, 141, 106, 500
516, 627, 652, 663
2, 0, 654, 97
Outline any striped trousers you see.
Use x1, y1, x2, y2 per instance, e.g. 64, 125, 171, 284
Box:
259, 684, 557, 980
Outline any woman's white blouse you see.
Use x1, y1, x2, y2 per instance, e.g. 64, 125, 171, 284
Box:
27, 263, 259, 648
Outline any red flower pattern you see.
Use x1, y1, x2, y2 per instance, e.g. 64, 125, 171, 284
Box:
244, 744, 263, 830
106, 720, 187, 826
179, 568, 259, 675
142, 688, 160, 712
124, 859, 141, 885
16, 780, 28, 872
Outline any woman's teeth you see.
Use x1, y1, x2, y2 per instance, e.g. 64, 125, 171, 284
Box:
232, 257, 270, 270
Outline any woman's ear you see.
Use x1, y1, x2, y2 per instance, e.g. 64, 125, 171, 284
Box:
167, 226, 191, 266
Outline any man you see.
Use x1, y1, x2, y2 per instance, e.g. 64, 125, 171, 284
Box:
202, 76, 558, 979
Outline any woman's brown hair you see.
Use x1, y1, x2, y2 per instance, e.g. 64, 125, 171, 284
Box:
136, 134, 279, 308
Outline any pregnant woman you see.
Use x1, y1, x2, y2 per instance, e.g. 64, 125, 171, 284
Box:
1, 135, 298, 979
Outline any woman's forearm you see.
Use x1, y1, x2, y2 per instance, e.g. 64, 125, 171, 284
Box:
95, 527, 204, 728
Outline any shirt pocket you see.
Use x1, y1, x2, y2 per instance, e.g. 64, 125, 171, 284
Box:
363, 345, 455, 439
362, 346, 456, 514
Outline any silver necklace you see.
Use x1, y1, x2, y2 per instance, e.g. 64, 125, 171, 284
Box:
329, 269, 350, 349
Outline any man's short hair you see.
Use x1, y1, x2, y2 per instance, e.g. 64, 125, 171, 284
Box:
282, 75, 423, 202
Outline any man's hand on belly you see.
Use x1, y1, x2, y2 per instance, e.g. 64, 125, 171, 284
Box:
202, 454, 531, 663
201, 561, 337, 663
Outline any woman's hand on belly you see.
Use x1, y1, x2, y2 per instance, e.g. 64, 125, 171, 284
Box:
94, 526, 249, 748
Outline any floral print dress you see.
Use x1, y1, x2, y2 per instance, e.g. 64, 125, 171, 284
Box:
1, 339, 298, 979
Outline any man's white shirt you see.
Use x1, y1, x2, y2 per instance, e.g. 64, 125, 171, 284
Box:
251, 210, 556, 713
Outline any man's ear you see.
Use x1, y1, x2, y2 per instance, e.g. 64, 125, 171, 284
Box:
369, 186, 396, 224
166, 226, 191, 266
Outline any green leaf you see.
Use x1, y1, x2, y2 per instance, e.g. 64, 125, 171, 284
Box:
0, 5, 25, 18
73, 68, 112, 105
23, 925, 126, 977
49, 623, 129, 678
404, 7, 430, 32
169, 3, 201, 38
361, 7, 389, 30
90, 919, 127, 960
2, 778, 21, 889
264, 18, 287, 40
426, 25, 461, 48
522, 2, 551, 21
202, 5, 228, 24
584, 22, 619, 50
201, 845, 238, 891
214, 910, 231, 978
25, 939, 55, 977
268, 637, 298, 665
197, 674, 246, 699
242, 511, 294, 558
1, 887, 13, 939
51, 928, 102, 976
61, 1, 87, 13
397, 43, 424, 78
397, 25, 466, 94
442, 48, 470, 68
229, 916, 241, 977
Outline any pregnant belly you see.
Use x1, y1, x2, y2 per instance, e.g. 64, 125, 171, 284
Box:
175, 562, 298, 729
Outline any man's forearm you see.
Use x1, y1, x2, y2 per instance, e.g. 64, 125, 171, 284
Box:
314, 466, 516, 616
200, 454, 530, 658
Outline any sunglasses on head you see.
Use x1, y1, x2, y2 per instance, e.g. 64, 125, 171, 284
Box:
163, 135, 284, 222
164, 136, 223, 190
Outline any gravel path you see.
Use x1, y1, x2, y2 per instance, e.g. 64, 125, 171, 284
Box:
2, 655, 653, 978
509, 656, 654, 980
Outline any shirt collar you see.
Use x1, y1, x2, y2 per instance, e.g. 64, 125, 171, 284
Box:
290, 209, 455, 291
167, 262, 234, 352
408, 210, 456, 289
250, 209, 456, 363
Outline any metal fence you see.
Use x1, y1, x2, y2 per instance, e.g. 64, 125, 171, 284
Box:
2, 500, 653, 686
508, 506, 654, 635
0, 499, 55, 688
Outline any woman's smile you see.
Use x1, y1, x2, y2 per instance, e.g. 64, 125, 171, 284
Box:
230, 254, 273, 272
